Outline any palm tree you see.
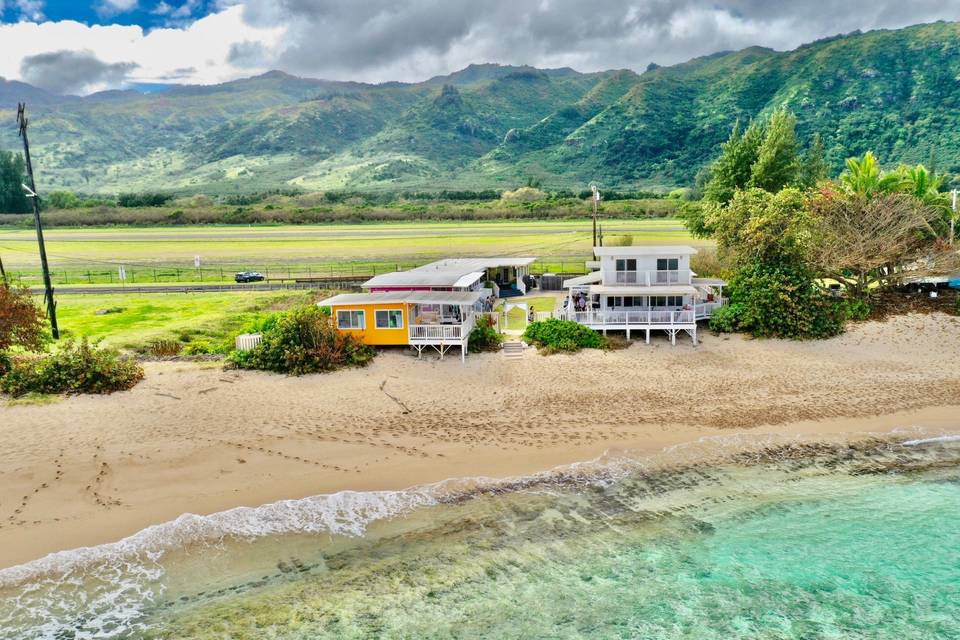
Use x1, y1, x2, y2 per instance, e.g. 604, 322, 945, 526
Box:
839, 152, 901, 197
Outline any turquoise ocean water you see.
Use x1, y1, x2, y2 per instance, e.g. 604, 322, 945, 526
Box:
1, 431, 958, 639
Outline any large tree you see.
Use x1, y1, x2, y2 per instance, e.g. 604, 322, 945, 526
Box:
808, 188, 958, 299
748, 109, 800, 193
0, 151, 31, 215
702, 119, 764, 206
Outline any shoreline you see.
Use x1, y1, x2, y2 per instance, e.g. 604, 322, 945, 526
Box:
3, 408, 958, 572
2, 313, 959, 569
2, 411, 958, 580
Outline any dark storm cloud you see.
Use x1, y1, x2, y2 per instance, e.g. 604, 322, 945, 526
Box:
20, 50, 138, 94
233, 0, 960, 81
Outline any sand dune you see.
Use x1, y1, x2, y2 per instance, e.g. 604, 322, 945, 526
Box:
1, 313, 959, 568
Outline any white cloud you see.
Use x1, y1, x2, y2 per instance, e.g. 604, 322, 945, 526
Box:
0, 6, 284, 93
13, 0, 45, 21
99, 0, 138, 12
2, 0, 960, 94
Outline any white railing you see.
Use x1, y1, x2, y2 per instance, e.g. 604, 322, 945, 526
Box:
694, 301, 724, 319
409, 314, 475, 342
612, 270, 692, 285
567, 310, 696, 325
235, 332, 262, 351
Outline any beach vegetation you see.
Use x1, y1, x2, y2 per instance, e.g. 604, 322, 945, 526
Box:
807, 188, 955, 300
523, 318, 606, 353
710, 260, 846, 339
229, 305, 375, 375
0, 285, 47, 353
0, 339, 144, 397
468, 315, 502, 353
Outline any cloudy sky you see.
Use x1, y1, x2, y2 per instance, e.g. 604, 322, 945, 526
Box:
2, 0, 960, 94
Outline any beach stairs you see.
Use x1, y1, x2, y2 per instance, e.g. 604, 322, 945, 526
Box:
502, 341, 525, 360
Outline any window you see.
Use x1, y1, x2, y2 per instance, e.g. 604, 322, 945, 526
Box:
615, 258, 637, 271
656, 258, 679, 271
375, 309, 404, 329
650, 296, 684, 307
336, 309, 365, 330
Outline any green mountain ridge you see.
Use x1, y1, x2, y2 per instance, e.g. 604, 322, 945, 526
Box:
3, 21, 960, 195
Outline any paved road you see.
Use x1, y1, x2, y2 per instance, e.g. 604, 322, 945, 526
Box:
30, 282, 364, 295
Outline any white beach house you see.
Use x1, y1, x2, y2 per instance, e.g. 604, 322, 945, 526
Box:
563, 246, 726, 345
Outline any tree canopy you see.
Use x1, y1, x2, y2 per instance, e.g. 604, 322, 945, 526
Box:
0, 151, 30, 215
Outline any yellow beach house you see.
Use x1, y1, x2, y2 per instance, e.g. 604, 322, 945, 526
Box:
317, 290, 484, 361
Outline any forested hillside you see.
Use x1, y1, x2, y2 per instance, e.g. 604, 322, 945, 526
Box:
1, 21, 960, 195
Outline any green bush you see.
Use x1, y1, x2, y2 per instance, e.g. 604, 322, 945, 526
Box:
716, 260, 846, 339
182, 340, 214, 356
0, 339, 144, 397
468, 315, 502, 353
228, 305, 375, 375
523, 318, 606, 353
708, 303, 746, 333
838, 298, 872, 322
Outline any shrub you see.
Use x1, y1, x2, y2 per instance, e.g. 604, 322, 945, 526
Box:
0, 285, 46, 352
228, 305, 375, 375
148, 339, 182, 357
117, 192, 173, 207
468, 315, 502, 353
1, 339, 143, 397
708, 303, 746, 334
183, 340, 214, 356
717, 260, 846, 339
523, 318, 606, 353
836, 298, 872, 322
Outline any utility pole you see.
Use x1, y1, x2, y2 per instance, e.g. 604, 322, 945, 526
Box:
590, 184, 600, 252
17, 103, 59, 339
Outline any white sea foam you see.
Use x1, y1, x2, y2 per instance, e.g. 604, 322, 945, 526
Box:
0, 488, 440, 639
903, 434, 960, 446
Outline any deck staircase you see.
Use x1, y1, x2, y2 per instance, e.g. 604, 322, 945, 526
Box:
502, 341, 525, 360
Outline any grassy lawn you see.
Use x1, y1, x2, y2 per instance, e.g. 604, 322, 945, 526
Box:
1, 219, 706, 286
52, 290, 320, 351
500, 295, 560, 331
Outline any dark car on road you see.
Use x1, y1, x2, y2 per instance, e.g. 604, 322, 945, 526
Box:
234, 271, 265, 283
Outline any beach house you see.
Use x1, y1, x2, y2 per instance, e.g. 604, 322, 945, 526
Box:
318, 256, 536, 360
318, 290, 483, 361
563, 246, 726, 345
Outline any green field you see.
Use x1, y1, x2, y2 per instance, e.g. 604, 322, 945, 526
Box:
1, 218, 703, 287
51, 291, 320, 350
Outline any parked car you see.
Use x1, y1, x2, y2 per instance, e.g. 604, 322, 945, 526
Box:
234, 271, 265, 283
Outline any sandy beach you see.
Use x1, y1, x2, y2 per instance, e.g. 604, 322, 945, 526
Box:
2, 312, 959, 569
